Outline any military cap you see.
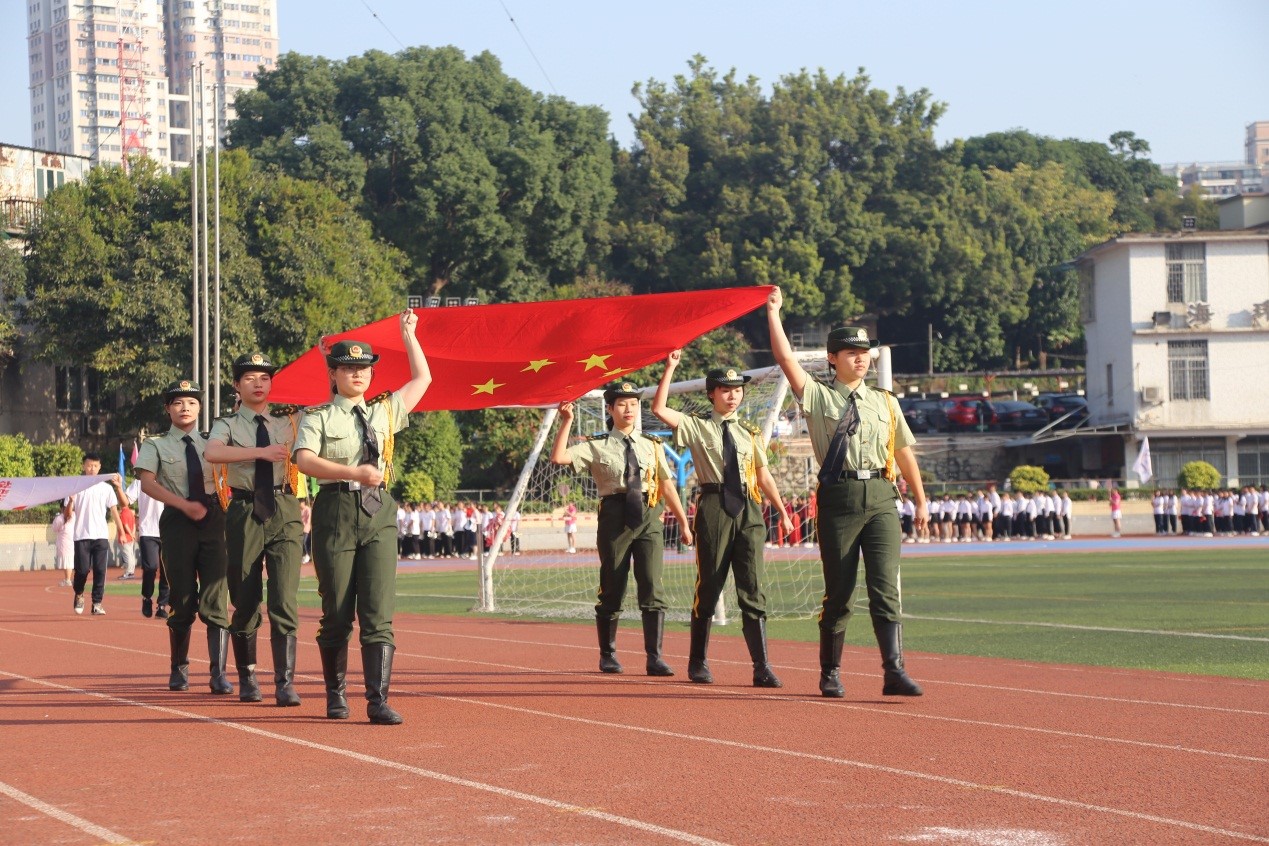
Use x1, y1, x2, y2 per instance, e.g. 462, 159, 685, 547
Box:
325, 340, 380, 367
603, 381, 642, 405
232, 351, 278, 378
705, 368, 752, 389
827, 326, 880, 352
163, 379, 202, 404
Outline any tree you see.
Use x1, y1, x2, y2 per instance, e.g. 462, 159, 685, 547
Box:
1177, 460, 1221, 490
457, 407, 543, 492
32, 443, 84, 477
0, 243, 26, 364
393, 411, 463, 499
1009, 465, 1050, 493
22, 153, 407, 429
394, 470, 435, 504
1148, 184, 1219, 232
230, 47, 615, 301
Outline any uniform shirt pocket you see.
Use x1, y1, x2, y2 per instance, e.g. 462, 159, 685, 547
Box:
323, 432, 358, 462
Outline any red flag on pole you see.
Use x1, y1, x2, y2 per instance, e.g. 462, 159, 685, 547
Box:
270, 286, 773, 411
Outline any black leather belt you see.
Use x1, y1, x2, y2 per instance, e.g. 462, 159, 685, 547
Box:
698, 483, 724, 493
840, 469, 884, 480
601, 493, 651, 504
230, 486, 289, 501
323, 481, 386, 493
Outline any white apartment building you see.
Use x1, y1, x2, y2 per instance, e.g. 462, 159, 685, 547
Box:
1160, 121, 1269, 200
1077, 228, 1269, 486
27, 0, 277, 169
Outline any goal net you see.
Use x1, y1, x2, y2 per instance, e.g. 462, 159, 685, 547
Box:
477, 353, 835, 621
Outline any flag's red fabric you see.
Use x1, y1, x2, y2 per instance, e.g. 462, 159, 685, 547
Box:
270, 286, 773, 411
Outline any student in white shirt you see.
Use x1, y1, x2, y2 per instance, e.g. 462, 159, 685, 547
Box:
64, 453, 127, 615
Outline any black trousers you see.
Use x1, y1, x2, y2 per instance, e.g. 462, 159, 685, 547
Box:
138, 535, 169, 605
73, 538, 110, 604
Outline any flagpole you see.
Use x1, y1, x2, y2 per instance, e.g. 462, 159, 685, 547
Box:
199, 62, 211, 430
189, 66, 200, 406
475, 407, 558, 613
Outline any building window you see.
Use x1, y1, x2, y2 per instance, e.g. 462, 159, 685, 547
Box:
1150, 438, 1228, 487
1167, 340, 1209, 401
55, 366, 84, 412
1238, 437, 1269, 486
1165, 242, 1206, 304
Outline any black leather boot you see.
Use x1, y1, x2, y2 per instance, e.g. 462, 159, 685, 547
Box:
362, 643, 403, 725
207, 626, 235, 695
819, 629, 845, 698
741, 617, 782, 688
873, 618, 923, 696
596, 616, 623, 674
319, 643, 349, 719
168, 626, 191, 691
272, 634, 302, 707
642, 610, 674, 676
232, 631, 262, 702
687, 616, 713, 684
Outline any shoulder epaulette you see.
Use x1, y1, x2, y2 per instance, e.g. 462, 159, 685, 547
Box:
586, 432, 609, 441
198, 432, 210, 440
306, 403, 331, 412
877, 387, 894, 396
640, 432, 662, 444
270, 404, 302, 416
368, 391, 392, 405
740, 420, 761, 436
695, 411, 712, 420
211, 415, 228, 424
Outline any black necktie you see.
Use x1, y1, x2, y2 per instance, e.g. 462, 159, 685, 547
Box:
182, 435, 208, 506
253, 414, 276, 522
817, 391, 860, 484
623, 436, 643, 531
721, 420, 744, 518
353, 405, 382, 516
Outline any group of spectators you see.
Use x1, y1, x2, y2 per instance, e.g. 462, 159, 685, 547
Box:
904, 486, 1073, 544
762, 496, 818, 547
1151, 487, 1266, 537
395, 501, 521, 560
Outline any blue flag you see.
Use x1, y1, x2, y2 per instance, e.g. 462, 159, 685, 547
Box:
118, 443, 126, 479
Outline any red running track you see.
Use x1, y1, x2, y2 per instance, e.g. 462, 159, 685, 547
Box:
0, 570, 1265, 845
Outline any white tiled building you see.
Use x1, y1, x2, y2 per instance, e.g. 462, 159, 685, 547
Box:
1077, 225, 1269, 486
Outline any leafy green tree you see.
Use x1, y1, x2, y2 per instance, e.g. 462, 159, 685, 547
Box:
393, 411, 463, 499
1008, 465, 1050, 493
0, 243, 27, 364
230, 47, 615, 301
457, 407, 543, 492
0, 434, 36, 477
1148, 184, 1219, 231
394, 470, 435, 504
1177, 460, 1221, 490
32, 443, 85, 477
22, 153, 406, 428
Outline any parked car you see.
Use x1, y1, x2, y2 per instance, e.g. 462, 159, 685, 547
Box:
993, 399, 1050, 431
941, 397, 997, 431
1032, 394, 1089, 428
898, 397, 945, 433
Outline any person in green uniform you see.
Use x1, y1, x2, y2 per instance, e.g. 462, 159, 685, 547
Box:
204, 353, 305, 707
652, 352, 793, 687
549, 383, 695, 676
766, 287, 930, 698
293, 310, 431, 725
135, 380, 234, 695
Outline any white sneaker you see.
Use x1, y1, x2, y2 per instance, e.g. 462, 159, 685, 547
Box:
91, 603, 106, 616
74, 595, 85, 615
1111, 532, 1120, 538
567, 547, 576, 554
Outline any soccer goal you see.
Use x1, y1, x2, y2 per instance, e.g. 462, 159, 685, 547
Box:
476, 352, 836, 621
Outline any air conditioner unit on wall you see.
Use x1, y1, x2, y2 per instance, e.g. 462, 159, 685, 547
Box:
83, 415, 108, 437
1152, 310, 1172, 328
1141, 386, 1162, 404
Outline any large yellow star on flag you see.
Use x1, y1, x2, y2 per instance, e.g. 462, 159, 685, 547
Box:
578, 353, 611, 371
522, 359, 554, 373
471, 378, 505, 396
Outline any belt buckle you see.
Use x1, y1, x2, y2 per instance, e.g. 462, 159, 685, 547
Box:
856, 469, 873, 480
346, 481, 362, 491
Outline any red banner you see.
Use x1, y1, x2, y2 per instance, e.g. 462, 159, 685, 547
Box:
270, 286, 773, 411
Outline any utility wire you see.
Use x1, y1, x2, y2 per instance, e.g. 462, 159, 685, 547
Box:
359, 0, 407, 50
496, 1, 557, 94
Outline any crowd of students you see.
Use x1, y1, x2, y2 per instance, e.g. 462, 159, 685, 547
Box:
1150, 487, 1266, 537
394, 501, 520, 559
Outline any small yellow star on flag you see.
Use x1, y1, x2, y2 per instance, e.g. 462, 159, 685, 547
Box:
472, 378, 505, 396
603, 367, 630, 378
522, 359, 554, 373
577, 353, 611, 371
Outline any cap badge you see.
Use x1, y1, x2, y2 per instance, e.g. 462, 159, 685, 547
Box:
349, 345, 363, 358
725, 369, 738, 380
250, 353, 264, 365
621, 382, 634, 392
854, 329, 866, 339
179, 380, 191, 390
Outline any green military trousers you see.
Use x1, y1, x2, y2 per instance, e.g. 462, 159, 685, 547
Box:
158, 505, 230, 632
312, 487, 398, 648
816, 477, 903, 634
595, 497, 668, 619
225, 493, 303, 639
691, 492, 767, 622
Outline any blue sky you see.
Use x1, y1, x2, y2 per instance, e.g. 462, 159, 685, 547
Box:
3, 0, 1265, 164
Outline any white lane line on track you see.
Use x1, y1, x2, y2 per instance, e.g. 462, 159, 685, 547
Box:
396, 626, 1269, 717
0, 779, 132, 845
9, 662, 1260, 845
901, 614, 1269, 642
0, 671, 733, 846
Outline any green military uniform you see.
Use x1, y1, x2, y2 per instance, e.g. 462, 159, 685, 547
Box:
135, 379, 233, 695
802, 326, 923, 697
569, 382, 678, 676
208, 352, 306, 705
673, 368, 781, 687
293, 339, 410, 724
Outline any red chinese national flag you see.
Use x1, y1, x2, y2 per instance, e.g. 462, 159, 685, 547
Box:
270, 286, 773, 411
